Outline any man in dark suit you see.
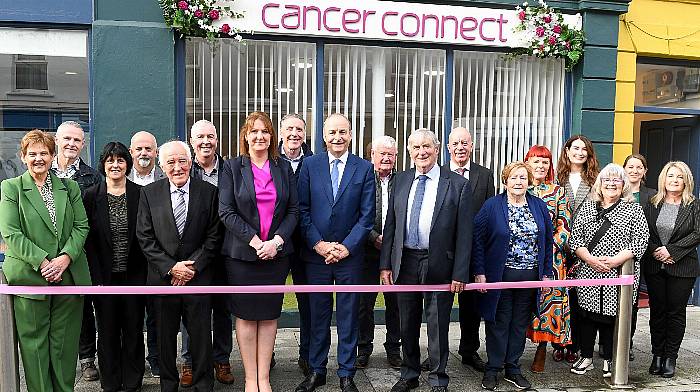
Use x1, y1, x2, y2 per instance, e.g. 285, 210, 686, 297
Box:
295, 113, 375, 392
137, 140, 221, 392
447, 126, 495, 372
278, 113, 314, 376
380, 129, 473, 392
356, 135, 402, 370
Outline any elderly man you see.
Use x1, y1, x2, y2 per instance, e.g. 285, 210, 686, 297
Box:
356, 136, 402, 370
278, 113, 314, 375
137, 140, 221, 392
380, 129, 473, 392
177, 119, 234, 387
127, 130, 166, 377
51, 120, 101, 381
295, 113, 375, 392
128, 131, 165, 185
446, 127, 495, 373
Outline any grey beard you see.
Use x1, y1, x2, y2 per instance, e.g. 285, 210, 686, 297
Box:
137, 158, 151, 168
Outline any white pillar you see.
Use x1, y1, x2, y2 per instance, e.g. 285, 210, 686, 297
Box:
371, 49, 387, 144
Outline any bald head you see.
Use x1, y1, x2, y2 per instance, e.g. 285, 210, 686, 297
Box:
130, 131, 158, 174
448, 127, 473, 167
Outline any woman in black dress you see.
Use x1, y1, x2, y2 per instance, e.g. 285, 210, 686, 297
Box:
219, 111, 298, 392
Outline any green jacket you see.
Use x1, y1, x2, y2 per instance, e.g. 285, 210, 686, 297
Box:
0, 171, 91, 299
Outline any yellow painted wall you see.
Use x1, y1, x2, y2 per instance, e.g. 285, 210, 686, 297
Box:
613, 0, 700, 163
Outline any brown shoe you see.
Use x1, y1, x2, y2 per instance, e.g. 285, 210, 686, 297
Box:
180, 364, 193, 388
214, 362, 235, 385
530, 345, 546, 373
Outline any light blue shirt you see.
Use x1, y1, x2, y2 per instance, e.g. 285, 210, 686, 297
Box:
404, 163, 440, 249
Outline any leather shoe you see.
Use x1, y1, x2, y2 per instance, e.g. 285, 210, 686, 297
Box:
661, 357, 676, 378
530, 345, 546, 373
390, 378, 419, 392
294, 372, 326, 392
649, 355, 663, 375
462, 352, 486, 372
270, 352, 277, 370
298, 357, 311, 377
81, 361, 100, 382
420, 358, 430, 372
430, 387, 448, 392
214, 362, 235, 384
180, 364, 193, 388
355, 354, 370, 369
339, 376, 359, 392
387, 353, 402, 369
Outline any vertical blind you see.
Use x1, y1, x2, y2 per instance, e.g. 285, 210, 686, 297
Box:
187, 38, 316, 158
453, 52, 565, 191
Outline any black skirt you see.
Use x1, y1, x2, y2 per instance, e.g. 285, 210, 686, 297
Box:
226, 256, 290, 321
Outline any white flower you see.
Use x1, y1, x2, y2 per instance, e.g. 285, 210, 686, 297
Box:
234, 34, 242, 41
523, 2, 528, 6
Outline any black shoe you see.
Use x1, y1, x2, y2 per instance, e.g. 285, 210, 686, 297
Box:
148, 360, 160, 378
81, 361, 100, 381
355, 354, 369, 369
649, 356, 663, 375
270, 352, 277, 370
504, 374, 531, 390
339, 376, 359, 392
481, 374, 498, 390
420, 358, 430, 372
661, 357, 676, 378
387, 353, 402, 369
298, 357, 311, 377
430, 387, 448, 392
294, 372, 327, 392
390, 378, 419, 392
462, 352, 486, 372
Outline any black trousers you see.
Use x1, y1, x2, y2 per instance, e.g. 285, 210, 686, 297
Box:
145, 298, 159, 367
484, 268, 537, 376
93, 273, 146, 392
290, 251, 311, 361
358, 256, 401, 357
646, 270, 696, 359
154, 294, 213, 392
578, 313, 613, 360
564, 287, 580, 353
79, 296, 97, 361
396, 249, 454, 387
458, 288, 481, 357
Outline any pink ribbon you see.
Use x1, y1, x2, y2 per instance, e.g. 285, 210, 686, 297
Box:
0, 275, 634, 295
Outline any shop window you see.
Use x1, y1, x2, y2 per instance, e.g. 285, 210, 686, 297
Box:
0, 27, 89, 254
186, 38, 317, 158
453, 51, 566, 191
323, 45, 445, 169
636, 62, 700, 110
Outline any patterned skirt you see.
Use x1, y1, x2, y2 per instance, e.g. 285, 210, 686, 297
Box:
527, 247, 572, 345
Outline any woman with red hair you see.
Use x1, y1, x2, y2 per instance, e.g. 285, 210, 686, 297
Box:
524, 145, 572, 372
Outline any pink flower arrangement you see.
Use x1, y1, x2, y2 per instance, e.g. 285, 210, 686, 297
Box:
177, 1, 188, 10
518, 11, 526, 21
548, 36, 556, 45
207, 9, 219, 20
536, 26, 545, 37
553, 25, 562, 34
543, 14, 552, 23
160, 0, 246, 45
220, 23, 231, 34
194, 9, 204, 18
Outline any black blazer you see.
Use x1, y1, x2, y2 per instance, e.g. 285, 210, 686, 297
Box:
638, 185, 655, 210
83, 180, 146, 285
218, 156, 299, 261
643, 199, 700, 278
467, 161, 496, 212
136, 178, 222, 286
380, 165, 473, 284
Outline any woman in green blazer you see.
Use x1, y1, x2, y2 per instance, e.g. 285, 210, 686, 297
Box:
0, 130, 91, 392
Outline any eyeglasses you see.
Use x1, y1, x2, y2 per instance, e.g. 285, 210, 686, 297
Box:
601, 177, 624, 184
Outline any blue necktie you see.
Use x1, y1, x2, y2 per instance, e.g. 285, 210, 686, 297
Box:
407, 175, 428, 248
331, 159, 340, 199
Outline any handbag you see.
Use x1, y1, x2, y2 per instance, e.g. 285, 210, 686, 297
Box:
568, 205, 613, 278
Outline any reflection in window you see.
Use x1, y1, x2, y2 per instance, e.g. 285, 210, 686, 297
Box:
187, 38, 316, 158
15, 55, 48, 91
636, 62, 700, 110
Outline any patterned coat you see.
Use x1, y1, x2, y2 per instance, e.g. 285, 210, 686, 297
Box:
569, 199, 649, 316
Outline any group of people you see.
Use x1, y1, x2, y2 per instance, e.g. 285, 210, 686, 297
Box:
0, 114, 699, 392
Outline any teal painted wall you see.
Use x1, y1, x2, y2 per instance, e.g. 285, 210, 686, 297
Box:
91, 0, 176, 151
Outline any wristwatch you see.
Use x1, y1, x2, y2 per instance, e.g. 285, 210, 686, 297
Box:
273, 238, 283, 252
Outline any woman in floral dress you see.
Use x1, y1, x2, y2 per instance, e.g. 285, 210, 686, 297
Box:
524, 145, 572, 373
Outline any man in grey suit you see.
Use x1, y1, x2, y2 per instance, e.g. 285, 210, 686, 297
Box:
380, 129, 473, 392
128, 131, 165, 185
446, 127, 495, 372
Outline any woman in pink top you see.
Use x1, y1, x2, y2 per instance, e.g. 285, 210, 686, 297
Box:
219, 112, 299, 392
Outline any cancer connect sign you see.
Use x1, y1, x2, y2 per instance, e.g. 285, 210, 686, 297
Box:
225, 0, 531, 48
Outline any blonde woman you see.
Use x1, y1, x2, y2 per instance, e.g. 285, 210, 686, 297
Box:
643, 161, 700, 379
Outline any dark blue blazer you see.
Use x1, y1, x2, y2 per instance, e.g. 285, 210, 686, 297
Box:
297, 152, 376, 264
471, 192, 553, 322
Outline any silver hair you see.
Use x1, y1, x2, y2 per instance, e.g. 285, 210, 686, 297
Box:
190, 119, 217, 136
56, 120, 84, 135
158, 140, 192, 164
281, 113, 306, 127
371, 135, 397, 150
591, 163, 634, 202
407, 129, 440, 150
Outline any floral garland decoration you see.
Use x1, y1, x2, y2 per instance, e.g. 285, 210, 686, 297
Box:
512, 1, 585, 71
159, 0, 245, 44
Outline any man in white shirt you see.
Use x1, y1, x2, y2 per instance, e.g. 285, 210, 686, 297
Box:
128, 131, 165, 185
